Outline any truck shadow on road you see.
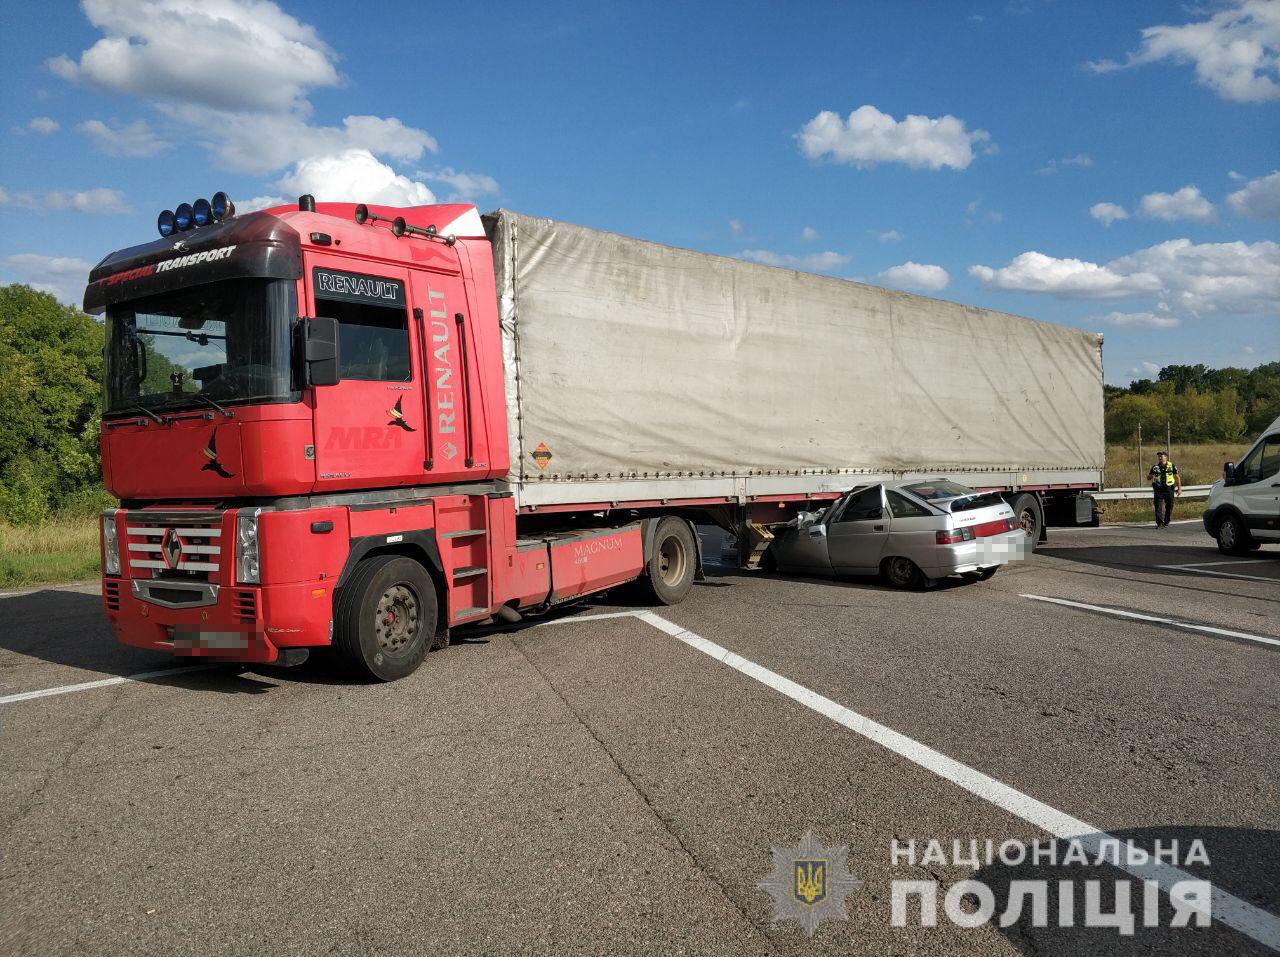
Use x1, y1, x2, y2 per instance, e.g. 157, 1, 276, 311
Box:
974, 824, 1279, 956
1037, 544, 1280, 600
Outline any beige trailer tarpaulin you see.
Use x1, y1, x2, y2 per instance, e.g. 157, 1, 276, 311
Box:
486, 210, 1104, 491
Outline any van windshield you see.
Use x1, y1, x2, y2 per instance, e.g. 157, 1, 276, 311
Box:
104, 278, 298, 415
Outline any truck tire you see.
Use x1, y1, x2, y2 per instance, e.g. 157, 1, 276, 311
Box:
333, 555, 436, 681
1215, 513, 1254, 556
641, 517, 697, 605
1009, 493, 1043, 550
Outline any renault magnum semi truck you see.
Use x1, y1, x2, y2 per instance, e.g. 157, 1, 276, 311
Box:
88, 194, 1105, 679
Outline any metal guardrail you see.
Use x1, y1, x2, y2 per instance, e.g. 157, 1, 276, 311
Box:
1093, 484, 1212, 501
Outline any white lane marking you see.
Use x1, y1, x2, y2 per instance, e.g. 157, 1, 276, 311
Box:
1022, 595, 1280, 648
0, 664, 219, 705
549, 609, 1280, 948
1155, 565, 1280, 584
1169, 559, 1277, 568
538, 610, 648, 626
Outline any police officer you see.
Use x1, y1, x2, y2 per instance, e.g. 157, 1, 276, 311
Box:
1148, 450, 1181, 527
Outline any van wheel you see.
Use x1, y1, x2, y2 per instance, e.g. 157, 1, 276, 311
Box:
1215, 514, 1253, 556
334, 555, 436, 681
1009, 494, 1043, 549
642, 517, 697, 605
882, 556, 933, 590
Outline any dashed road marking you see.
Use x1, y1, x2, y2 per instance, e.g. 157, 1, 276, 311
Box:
549, 609, 1280, 948
1155, 565, 1279, 583
1021, 594, 1280, 648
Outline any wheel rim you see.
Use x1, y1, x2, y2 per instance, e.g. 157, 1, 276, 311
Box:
658, 534, 689, 587
373, 583, 421, 657
1221, 520, 1236, 547
888, 557, 914, 585
1018, 507, 1038, 539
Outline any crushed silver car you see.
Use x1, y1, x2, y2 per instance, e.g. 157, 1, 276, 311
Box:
762, 479, 1029, 588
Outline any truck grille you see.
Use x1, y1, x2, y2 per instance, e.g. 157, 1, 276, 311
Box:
125, 511, 223, 578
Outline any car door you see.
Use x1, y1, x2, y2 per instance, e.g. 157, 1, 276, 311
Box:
827, 485, 891, 574
1235, 433, 1280, 540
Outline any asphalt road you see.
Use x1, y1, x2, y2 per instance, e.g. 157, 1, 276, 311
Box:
2, 520, 1277, 957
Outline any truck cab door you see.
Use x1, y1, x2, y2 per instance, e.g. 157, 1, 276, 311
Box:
307, 261, 426, 491
827, 485, 890, 574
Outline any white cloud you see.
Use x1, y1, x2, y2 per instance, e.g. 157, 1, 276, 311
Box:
1226, 170, 1280, 219
797, 104, 993, 170
973, 238, 1279, 316
1108, 238, 1280, 316
1141, 361, 1162, 376
77, 118, 169, 157
237, 195, 286, 213
1090, 202, 1129, 226
1, 253, 95, 305
728, 219, 746, 237
1035, 153, 1094, 175
276, 149, 436, 206
0, 187, 130, 214
48, 0, 340, 112
801, 226, 819, 241
737, 249, 851, 273
413, 167, 498, 203
970, 252, 1161, 299
965, 198, 1002, 224
28, 117, 59, 134
1086, 0, 1280, 103
875, 261, 950, 292
1228, 170, 1246, 181
1138, 185, 1216, 222
875, 229, 902, 244
1099, 311, 1181, 329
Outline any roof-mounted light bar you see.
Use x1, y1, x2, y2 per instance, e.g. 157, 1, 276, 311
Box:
155, 190, 236, 236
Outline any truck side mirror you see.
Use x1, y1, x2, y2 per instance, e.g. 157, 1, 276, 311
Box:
1223, 461, 1235, 485
304, 316, 341, 387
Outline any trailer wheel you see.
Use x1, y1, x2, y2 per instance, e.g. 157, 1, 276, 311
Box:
1009, 494, 1043, 550
333, 555, 436, 681
642, 517, 697, 605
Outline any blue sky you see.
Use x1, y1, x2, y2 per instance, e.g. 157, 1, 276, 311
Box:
1, 0, 1276, 384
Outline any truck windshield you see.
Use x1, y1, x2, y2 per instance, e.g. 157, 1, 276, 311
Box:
104, 278, 297, 415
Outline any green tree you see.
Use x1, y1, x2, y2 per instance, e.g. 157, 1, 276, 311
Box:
0, 284, 105, 523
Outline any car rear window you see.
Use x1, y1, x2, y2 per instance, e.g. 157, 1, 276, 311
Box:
904, 480, 977, 501
949, 492, 1006, 512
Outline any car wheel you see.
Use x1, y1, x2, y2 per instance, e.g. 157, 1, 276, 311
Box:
1009, 493, 1043, 550
1215, 514, 1253, 555
882, 556, 932, 590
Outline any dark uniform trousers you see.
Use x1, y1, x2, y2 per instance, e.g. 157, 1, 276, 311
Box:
1153, 487, 1175, 526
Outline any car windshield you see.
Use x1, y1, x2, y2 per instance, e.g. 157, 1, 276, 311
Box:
104, 278, 297, 414
903, 480, 978, 501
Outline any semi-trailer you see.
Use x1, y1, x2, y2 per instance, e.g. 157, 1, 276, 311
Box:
88, 196, 1104, 679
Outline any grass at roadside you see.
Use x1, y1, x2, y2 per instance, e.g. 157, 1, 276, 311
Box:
0, 516, 101, 589
1104, 442, 1247, 489
1097, 497, 1206, 526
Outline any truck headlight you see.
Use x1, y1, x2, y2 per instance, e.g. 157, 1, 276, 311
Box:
101, 509, 121, 576
236, 509, 261, 584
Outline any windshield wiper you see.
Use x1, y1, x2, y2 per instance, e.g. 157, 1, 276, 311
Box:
191, 393, 234, 418
127, 404, 165, 424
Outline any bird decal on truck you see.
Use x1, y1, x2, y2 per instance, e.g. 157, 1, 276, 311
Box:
387, 396, 416, 432
200, 427, 235, 478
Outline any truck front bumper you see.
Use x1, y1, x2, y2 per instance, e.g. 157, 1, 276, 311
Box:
102, 577, 334, 664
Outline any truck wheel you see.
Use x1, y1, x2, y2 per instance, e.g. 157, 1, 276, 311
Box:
1215, 514, 1253, 556
334, 555, 436, 681
1009, 494, 1043, 550
642, 517, 697, 605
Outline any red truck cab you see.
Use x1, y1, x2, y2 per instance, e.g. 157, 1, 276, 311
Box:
89, 195, 692, 680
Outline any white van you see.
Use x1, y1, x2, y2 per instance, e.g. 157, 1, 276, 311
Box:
1203, 415, 1280, 554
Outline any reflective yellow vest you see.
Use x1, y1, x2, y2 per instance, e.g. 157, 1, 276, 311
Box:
1151, 462, 1177, 487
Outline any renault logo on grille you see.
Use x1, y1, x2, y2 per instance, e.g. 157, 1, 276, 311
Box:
161, 528, 183, 569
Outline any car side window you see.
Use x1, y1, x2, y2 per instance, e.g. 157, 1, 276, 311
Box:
887, 490, 931, 518
1258, 436, 1280, 480
1236, 442, 1265, 484
835, 486, 883, 523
